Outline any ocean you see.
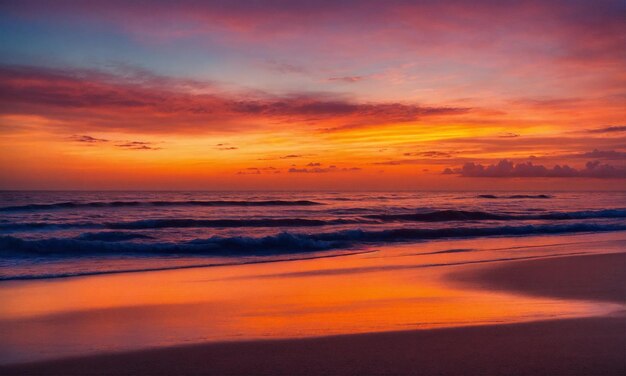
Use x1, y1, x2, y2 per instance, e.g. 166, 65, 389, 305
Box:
1, 190, 626, 363
1, 191, 625, 281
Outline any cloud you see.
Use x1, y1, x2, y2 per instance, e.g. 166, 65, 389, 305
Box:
264, 60, 308, 74
236, 170, 261, 175
256, 154, 317, 161
236, 166, 281, 175
403, 151, 453, 158
0, 64, 467, 134
588, 125, 626, 133
7, 1, 624, 74
289, 167, 328, 173
374, 150, 472, 166
115, 141, 161, 150
70, 135, 109, 143
288, 166, 361, 173
498, 132, 520, 138
575, 149, 626, 160
306, 162, 321, 166
215, 143, 238, 150
447, 159, 626, 178
375, 157, 473, 166
435, 135, 626, 158
70, 134, 160, 150
280, 154, 305, 159
328, 76, 365, 83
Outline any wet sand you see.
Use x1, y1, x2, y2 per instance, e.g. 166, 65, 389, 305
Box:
449, 252, 626, 304
2, 252, 624, 375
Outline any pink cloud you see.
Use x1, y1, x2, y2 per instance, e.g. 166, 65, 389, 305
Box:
0, 64, 468, 134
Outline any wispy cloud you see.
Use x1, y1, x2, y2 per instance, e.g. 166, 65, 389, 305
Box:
288, 166, 361, 173
498, 132, 520, 138
575, 149, 626, 160
403, 151, 454, 158
588, 125, 626, 134
69, 134, 160, 150
328, 76, 365, 83
215, 143, 238, 150
236, 166, 280, 175
69, 135, 109, 143
264, 60, 308, 74
115, 141, 161, 150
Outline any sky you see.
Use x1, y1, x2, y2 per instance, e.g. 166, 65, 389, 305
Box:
0, 0, 625, 190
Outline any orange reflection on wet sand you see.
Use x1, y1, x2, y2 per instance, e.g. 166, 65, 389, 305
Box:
0, 232, 624, 363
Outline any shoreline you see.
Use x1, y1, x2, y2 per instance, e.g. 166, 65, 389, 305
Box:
2, 251, 624, 375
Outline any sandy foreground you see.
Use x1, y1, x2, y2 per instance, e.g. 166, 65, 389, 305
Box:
1, 252, 624, 376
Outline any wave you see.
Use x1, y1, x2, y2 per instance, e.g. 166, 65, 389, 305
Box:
0, 222, 101, 231
0, 250, 377, 281
365, 209, 626, 222
105, 218, 359, 229
365, 210, 508, 221
2, 209, 625, 232
478, 194, 552, 199
535, 209, 626, 220
0, 200, 323, 212
75, 232, 154, 242
0, 218, 364, 232
1, 222, 624, 257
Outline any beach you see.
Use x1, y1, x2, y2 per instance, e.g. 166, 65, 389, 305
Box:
3, 0, 626, 373
1, 237, 624, 375
1, 192, 625, 375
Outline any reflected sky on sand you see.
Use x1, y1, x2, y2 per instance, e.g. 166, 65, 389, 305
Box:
1, 231, 624, 364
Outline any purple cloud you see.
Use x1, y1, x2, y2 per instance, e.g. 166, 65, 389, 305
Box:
448, 159, 626, 178
588, 125, 626, 133
70, 135, 109, 143
115, 141, 161, 150
576, 149, 626, 160
0, 64, 468, 134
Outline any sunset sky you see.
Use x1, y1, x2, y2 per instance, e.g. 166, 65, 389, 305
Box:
1, 0, 624, 190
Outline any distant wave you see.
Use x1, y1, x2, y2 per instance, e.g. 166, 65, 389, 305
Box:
0, 222, 100, 231
535, 209, 626, 220
0, 200, 323, 212
365, 210, 507, 221
105, 218, 360, 229
478, 194, 552, 199
365, 209, 626, 222
75, 232, 155, 242
1, 209, 625, 232
1, 222, 624, 257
